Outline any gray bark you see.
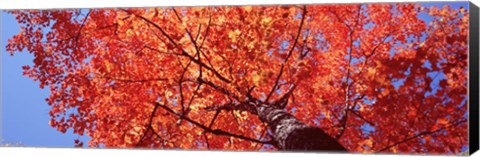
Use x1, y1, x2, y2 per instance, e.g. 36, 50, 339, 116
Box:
256, 104, 347, 151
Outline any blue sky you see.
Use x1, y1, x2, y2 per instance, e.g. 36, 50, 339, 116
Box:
0, 1, 468, 148
1, 11, 89, 147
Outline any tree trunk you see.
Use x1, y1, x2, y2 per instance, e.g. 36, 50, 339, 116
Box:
256, 105, 347, 151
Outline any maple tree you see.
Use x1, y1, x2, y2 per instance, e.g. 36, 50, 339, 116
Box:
5, 3, 469, 154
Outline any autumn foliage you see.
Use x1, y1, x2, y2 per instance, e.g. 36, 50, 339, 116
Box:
6, 3, 469, 154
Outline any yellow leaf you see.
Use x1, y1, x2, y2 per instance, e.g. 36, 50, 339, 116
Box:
189, 105, 199, 111
438, 117, 449, 125
125, 136, 133, 144
366, 68, 376, 78
233, 110, 248, 121
104, 60, 112, 72
392, 147, 398, 153
217, 16, 226, 24
419, 41, 426, 47
126, 29, 134, 38
247, 42, 255, 49
117, 20, 124, 26
228, 29, 241, 42
325, 111, 331, 119
243, 6, 252, 12
359, 138, 374, 148
261, 17, 273, 26
252, 72, 261, 86
364, 139, 373, 147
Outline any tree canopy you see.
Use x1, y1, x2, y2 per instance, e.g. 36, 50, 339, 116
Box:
6, 3, 468, 154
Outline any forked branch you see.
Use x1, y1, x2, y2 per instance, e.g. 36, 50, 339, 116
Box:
155, 102, 274, 145
266, 5, 307, 103
121, 9, 231, 84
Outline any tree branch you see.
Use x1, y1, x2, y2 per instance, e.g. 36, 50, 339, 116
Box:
121, 9, 231, 84
335, 5, 362, 140
74, 10, 91, 43
350, 110, 375, 127
376, 118, 467, 152
172, 7, 202, 53
203, 99, 258, 115
177, 59, 193, 114
203, 131, 210, 149
266, 5, 307, 102
97, 72, 169, 83
136, 103, 161, 147
266, 64, 284, 102
197, 78, 241, 101
209, 110, 221, 128
155, 102, 272, 145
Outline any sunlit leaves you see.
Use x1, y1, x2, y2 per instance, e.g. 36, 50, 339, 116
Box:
5, 3, 468, 154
